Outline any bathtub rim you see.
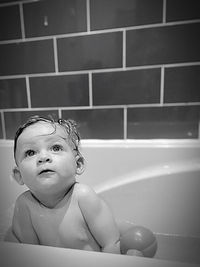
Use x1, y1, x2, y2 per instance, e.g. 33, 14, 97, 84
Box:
1, 241, 199, 267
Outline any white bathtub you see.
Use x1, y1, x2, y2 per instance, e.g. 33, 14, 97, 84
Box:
0, 139, 200, 267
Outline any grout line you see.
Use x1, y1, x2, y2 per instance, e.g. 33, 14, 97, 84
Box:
1, 19, 200, 45
0, 106, 122, 113
0, 36, 53, 45
162, 102, 200, 107
60, 102, 200, 108
19, 2, 25, 39
0, 0, 36, 7
61, 106, 93, 111
88, 72, 93, 106
0, 111, 6, 139
53, 37, 59, 73
1, 112, 6, 139
163, 0, 167, 23
25, 76, 31, 108
123, 107, 127, 140
0, 102, 200, 113
0, 62, 200, 80
164, 62, 200, 68
122, 30, 126, 69
0, 67, 158, 79
124, 19, 200, 31
160, 66, 165, 105
61, 104, 156, 109
0, 73, 56, 80
0, 107, 61, 112
58, 109, 62, 118
86, 0, 91, 32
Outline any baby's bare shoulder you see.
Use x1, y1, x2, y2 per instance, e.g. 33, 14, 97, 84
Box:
75, 183, 96, 198
75, 183, 102, 210
15, 190, 37, 207
16, 190, 31, 202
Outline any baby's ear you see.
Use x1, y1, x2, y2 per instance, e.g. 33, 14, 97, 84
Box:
76, 156, 85, 175
12, 166, 24, 185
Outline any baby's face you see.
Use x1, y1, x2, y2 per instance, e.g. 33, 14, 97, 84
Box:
15, 121, 78, 196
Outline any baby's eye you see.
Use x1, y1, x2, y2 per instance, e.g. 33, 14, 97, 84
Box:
25, 149, 36, 157
51, 144, 63, 152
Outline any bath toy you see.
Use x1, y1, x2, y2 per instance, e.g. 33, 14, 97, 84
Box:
120, 225, 157, 257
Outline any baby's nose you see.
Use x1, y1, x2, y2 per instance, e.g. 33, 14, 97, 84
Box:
38, 151, 52, 164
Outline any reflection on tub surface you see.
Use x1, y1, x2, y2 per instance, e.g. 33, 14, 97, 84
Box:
0, 140, 200, 266
99, 170, 200, 264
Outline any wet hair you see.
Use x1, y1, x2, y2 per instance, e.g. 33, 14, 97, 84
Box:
14, 115, 83, 162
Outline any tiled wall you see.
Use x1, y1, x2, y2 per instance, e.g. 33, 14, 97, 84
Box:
0, 0, 200, 140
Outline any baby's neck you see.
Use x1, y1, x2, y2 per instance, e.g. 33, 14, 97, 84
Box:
31, 182, 77, 208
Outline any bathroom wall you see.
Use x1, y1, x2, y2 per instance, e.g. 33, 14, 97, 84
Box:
0, 0, 199, 140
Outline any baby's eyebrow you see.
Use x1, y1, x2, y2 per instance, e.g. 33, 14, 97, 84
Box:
21, 141, 36, 148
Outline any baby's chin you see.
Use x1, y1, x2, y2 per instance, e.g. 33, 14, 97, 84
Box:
34, 176, 64, 192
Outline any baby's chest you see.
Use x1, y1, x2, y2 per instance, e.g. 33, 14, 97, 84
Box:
31, 201, 89, 246
58, 207, 90, 246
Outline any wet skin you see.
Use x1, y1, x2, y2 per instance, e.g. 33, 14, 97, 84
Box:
9, 122, 120, 253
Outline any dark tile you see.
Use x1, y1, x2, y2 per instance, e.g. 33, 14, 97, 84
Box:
0, 40, 54, 75
0, 115, 3, 139
0, 78, 28, 109
57, 32, 122, 71
62, 108, 124, 139
0, 0, 22, 2
90, 0, 163, 30
167, 0, 200, 22
4, 110, 59, 139
126, 23, 200, 67
0, 5, 21, 41
93, 68, 161, 105
127, 106, 200, 139
164, 66, 200, 103
23, 0, 87, 38
30, 74, 89, 108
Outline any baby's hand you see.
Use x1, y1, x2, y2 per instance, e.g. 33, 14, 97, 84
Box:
126, 249, 143, 256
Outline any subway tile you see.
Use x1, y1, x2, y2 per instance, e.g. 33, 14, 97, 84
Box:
164, 66, 200, 103
93, 68, 161, 105
0, 40, 54, 76
57, 32, 122, 71
0, 115, 3, 139
127, 106, 200, 139
126, 23, 200, 67
0, 78, 28, 109
90, 0, 163, 30
4, 110, 59, 139
0, 5, 21, 41
0, 1, 22, 3
30, 74, 89, 108
62, 109, 124, 139
23, 0, 87, 38
167, 0, 200, 22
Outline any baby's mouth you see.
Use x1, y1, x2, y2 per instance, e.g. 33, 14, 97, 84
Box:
38, 169, 54, 175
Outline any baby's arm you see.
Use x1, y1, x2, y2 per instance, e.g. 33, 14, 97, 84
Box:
5, 193, 39, 244
78, 184, 120, 254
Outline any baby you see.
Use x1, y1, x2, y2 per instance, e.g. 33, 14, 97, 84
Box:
5, 115, 157, 256
5, 116, 121, 253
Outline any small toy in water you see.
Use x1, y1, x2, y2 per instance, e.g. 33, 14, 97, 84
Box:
120, 225, 157, 257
